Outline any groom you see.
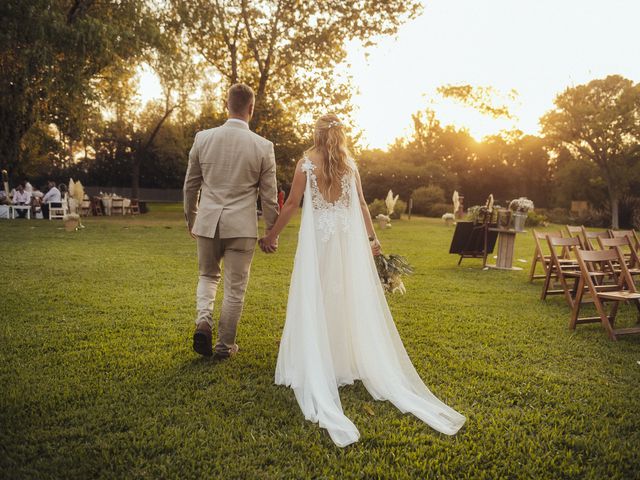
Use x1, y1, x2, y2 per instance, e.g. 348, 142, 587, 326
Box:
183, 83, 279, 359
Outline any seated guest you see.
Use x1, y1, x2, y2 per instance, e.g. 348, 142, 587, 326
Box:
0, 189, 8, 205
41, 180, 61, 219
12, 184, 31, 218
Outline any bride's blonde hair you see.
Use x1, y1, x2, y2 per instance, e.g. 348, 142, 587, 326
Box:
307, 114, 351, 193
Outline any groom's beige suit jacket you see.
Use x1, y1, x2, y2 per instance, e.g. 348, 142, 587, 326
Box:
183, 119, 279, 238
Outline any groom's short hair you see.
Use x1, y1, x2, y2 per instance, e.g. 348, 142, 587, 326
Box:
227, 83, 254, 114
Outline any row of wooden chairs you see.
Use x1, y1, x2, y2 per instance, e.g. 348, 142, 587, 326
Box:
530, 226, 639, 281
87, 197, 140, 216
531, 227, 640, 340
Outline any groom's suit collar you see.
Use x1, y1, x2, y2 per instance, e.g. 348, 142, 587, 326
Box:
224, 118, 250, 130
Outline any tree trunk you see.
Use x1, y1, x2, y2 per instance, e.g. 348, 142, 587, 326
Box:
251, 83, 268, 132
230, 45, 238, 84
131, 156, 140, 200
610, 190, 619, 229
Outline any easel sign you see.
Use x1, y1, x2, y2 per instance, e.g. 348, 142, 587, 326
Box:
449, 196, 500, 267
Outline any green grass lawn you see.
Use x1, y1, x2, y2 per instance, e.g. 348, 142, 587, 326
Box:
1, 206, 639, 479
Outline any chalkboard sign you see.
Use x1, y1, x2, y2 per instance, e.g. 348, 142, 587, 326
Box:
449, 221, 498, 266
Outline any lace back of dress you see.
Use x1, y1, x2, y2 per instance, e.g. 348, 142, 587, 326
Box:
301, 155, 354, 243
302, 156, 352, 210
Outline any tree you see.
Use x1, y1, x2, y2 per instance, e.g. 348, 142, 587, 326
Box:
0, 0, 158, 177
541, 75, 640, 228
437, 84, 518, 119
171, 0, 422, 134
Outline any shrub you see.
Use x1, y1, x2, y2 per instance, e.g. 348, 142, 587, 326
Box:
411, 185, 446, 215
526, 210, 548, 227
368, 199, 387, 218
571, 209, 610, 228
390, 199, 407, 219
368, 198, 406, 219
539, 206, 610, 228
539, 208, 571, 225
426, 203, 451, 218
619, 196, 640, 229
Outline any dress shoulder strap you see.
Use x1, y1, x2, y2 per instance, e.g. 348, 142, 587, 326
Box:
301, 155, 316, 175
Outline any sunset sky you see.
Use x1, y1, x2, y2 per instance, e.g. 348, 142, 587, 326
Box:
140, 0, 640, 149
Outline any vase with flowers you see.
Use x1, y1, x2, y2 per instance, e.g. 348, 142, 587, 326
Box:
508, 197, 534, 232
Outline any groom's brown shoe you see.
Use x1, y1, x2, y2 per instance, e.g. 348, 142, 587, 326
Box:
213, 344, 239, 361
193, 322, 213, 357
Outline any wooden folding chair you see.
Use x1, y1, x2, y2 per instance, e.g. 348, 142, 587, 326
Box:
92, 197, 103, 216
565, 225, 582, 239
609, 229, 640, 251
80, 195, 92, 217
598, 236, 640, 280
111, 197, 124, 215
572, 247, 640, 340
542, 236, 583, 307
529, 230, 569, 282
129, 199, 140, 215
580, 226, 609, 251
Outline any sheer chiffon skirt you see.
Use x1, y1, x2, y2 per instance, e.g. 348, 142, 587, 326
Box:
275, 177, 466, 447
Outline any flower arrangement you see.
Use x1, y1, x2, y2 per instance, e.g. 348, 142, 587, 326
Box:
466, 205, 501, 223
442, 212, 455, 225
376, 213, 391, 229
509, 197, 534, 213
374, 254, 414, 294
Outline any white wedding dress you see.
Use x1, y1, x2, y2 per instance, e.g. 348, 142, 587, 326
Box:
275, 157, 466, 447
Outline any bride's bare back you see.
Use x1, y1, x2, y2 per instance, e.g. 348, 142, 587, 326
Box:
306, 149, 352, 204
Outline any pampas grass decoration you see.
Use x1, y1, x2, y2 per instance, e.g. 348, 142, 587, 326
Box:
66, 178, 86, 227
74, 180, 85, 204
74, 180, 85, 227
67, 179, 77, 215
385, 190, 399, 216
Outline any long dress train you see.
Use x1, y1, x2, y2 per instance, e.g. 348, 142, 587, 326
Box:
275, 157, 465, 447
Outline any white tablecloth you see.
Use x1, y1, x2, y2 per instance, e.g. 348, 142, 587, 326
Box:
0, 205, 9, 219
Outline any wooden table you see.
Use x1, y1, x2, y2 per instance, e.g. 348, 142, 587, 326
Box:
486, 228, 524, 270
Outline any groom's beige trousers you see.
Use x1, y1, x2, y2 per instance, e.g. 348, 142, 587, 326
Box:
196, 230, 256, 355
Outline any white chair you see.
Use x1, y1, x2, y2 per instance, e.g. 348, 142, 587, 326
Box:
49, 200, 66, 220
11, 205, 31, 219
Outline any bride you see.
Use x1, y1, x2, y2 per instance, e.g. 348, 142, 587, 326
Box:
259, 114, 466, 447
